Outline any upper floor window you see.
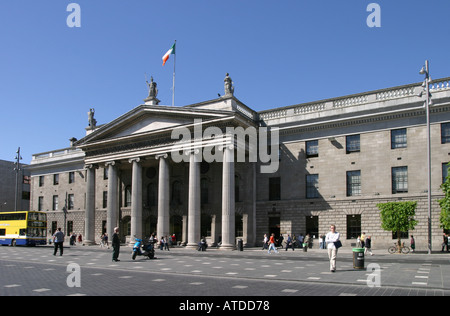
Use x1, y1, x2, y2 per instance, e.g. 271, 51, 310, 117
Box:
306, 140, 319, 158
346, 135, 360, 154
391, 128, 407, 149
441, 123, 450, 144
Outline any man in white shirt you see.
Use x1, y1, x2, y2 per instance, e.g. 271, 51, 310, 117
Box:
325, 225, 340, 272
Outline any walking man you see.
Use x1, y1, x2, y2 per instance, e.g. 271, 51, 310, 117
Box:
325, 225, 340, 272
112, 227, 120, 262
52, 227, 65, 256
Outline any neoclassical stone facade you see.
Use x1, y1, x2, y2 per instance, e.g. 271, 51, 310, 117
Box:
28, 75, 450, 250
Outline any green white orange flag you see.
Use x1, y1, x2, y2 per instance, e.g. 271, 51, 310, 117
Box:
162, 42, 176, 66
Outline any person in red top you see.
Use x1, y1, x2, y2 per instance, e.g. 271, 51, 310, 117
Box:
268, 233, 278, 254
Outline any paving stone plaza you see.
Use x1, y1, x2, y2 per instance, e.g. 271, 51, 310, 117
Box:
1, 245, 449, 298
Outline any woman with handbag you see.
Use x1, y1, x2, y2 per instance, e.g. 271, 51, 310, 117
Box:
325, 224, 341, 272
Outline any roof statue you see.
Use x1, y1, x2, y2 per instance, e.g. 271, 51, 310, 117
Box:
224, 73, 234, 97
87, 108, 97, 128
144, 76, 161, 105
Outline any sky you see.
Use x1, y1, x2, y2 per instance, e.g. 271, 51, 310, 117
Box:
1, 0, 450, 164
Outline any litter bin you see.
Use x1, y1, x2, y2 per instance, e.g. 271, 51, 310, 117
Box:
353, 248, 365, 269
237, 239, 244, 251
302, 243, 308, 252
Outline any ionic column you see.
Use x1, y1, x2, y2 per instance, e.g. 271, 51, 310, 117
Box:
84, 164, 97, 245
105, 161, 119, 241
129, 158, 143, 243
221, 145, 235, 250
186, 150, 201, 248
156, 154, 170, 239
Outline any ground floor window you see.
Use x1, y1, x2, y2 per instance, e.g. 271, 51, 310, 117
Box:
347, 214, 361, 239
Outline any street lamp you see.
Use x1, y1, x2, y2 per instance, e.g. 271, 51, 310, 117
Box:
14, 147, 22, 211
418, 60, 432, 254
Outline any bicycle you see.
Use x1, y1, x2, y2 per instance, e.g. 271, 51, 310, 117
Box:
388, 242, 410, 254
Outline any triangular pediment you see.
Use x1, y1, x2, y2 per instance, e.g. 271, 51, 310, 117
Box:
76, 104, 236, 147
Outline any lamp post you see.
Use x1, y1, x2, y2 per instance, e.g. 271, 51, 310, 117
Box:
14, 147, 22, 211
419, 60, 432, 254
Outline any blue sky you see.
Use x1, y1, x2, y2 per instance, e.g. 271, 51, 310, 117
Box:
1, 0, 450, 164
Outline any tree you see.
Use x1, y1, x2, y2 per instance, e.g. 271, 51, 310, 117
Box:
377, 201, 418, 253
439, 163, 450, 230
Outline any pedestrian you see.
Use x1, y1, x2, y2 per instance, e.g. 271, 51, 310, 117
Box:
285, 234, 294, 251
262, 234, 268, 250
304, 234, 310, 249
360, 232, 366, 248
357, 235, 361, 248
364, 235, 374, 256
268, 233, 278, 254
70, 232, 77, 246
164, 236, 170, 251
104, 233, 109, 249
78, 233, 83, 245
410, 235, 415, 253
442, 233, 449, 252
52, 227, 65, 256
298, 234, 304, 248
112, 227, 120, 262
325, 225, 340, 272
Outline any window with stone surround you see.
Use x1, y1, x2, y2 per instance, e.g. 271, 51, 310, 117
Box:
346, 170, 361, 196
392, 166, 408, 194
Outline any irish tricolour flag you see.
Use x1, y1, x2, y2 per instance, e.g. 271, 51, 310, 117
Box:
162, 42, 176, 66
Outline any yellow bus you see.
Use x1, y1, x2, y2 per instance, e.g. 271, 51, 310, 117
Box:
0, 211, 47, 246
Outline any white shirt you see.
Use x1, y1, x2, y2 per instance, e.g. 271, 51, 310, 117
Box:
325, 231, 340, 250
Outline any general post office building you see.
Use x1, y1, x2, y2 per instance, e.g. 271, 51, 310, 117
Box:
28, 74, 450, 250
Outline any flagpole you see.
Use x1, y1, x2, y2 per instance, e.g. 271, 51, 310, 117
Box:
172, 40, 176, 106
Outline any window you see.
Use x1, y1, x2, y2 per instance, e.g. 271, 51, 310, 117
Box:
346, 135, 360, 154
391, 129, 407, 149
68, 194, 74, 210
39, 176, 44, 187
443, 162, 449, 184
67, 221, 74, 234
52, 195, 58, 211
347, 215, 361, 239
306, 174, 319, 198
125, 186, 132, 207
53, 174, 59, 185
69, 172, 75, 184
347, 170, 361, 196
102, 191, 107, 208
392, 166, 408, 194
38, 196, 44, 211
269, 177, 281, 201
306, 140, 319, 158
441, 123, 450, 144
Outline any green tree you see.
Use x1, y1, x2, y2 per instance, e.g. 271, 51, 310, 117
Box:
439, 163, 450, 230
377, 201, 418, 253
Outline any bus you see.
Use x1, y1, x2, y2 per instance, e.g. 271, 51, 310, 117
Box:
0, 211, 47, 246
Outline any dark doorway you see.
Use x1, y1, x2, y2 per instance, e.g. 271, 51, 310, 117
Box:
269, 216, 280, 239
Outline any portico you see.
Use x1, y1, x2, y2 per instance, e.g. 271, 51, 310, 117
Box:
75, 91, 258, 249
